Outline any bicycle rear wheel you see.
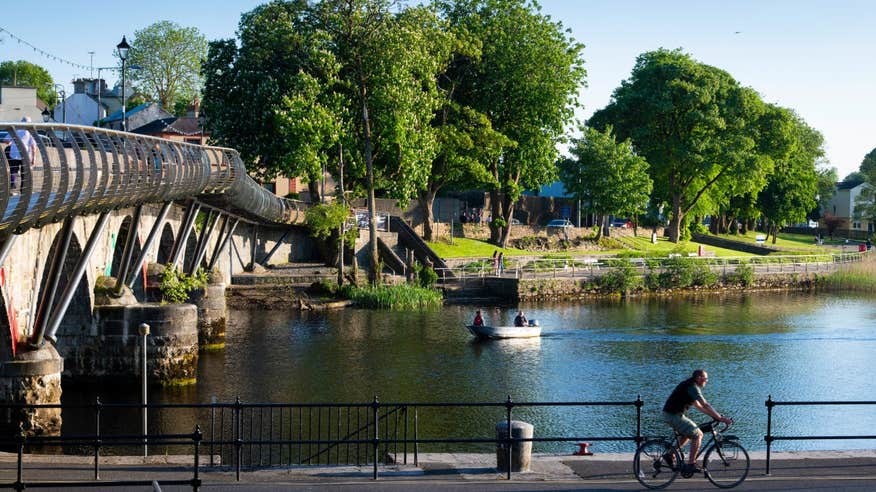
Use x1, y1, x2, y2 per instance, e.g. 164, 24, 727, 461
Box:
634, 439, 679, 490
704, 440, 750, 488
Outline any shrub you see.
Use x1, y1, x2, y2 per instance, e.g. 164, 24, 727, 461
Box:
658, 256, 696, 288
598, 259, 642, 293
724, 263, 754, 287
160, 266, 208, 304
418, 265, 438, 288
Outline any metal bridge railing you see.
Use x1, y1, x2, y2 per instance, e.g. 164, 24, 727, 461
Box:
1, 123, 310, 235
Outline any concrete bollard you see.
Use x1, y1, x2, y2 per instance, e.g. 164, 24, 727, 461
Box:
496, 420, 534, 472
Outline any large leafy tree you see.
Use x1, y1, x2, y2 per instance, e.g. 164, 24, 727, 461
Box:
202, 0, 340, 197
854, 147, 876, 229
810, 166, 838, 222
206, 0, 454, 284
435, 0, 586, 247
757, 111, 823, 243
127, 21, 208, 109
589, 49, 786, 243
0, 60, 57, 108
558, 126, 652, 240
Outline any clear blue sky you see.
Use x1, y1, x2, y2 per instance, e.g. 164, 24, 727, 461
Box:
2, 0, 873, 179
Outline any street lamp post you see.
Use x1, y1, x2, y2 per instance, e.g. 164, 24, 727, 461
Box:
53, 84, 66, 123
116, 36, 131, 131
197, 108, 207, 144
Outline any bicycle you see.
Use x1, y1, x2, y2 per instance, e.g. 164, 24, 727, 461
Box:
633, 418, 750, 489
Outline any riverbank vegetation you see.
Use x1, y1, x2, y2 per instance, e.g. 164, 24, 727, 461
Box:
819, 257, 876, 292
338, 284, 443, 310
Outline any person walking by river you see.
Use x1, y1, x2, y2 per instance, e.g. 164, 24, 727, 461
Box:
492, 250, 499, 275
498, 252, 505, 275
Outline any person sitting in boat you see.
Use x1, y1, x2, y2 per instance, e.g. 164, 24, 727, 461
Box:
473, 310, 484, 327
514, 311, 527, 327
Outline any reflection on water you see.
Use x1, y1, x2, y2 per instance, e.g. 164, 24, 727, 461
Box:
61, 291, 876, 453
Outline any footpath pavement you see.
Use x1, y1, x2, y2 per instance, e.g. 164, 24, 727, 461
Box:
3, 450, 876, 490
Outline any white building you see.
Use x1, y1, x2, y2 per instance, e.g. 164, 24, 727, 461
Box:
0, 86, 46, 122
826, 179, 873, 234
52, 78, 132, 126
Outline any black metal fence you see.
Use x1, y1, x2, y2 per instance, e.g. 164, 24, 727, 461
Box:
764, 396, 876, 474
0, 395, 643, 486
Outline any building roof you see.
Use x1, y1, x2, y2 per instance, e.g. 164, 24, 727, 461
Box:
837, 178, 866, 190
101, 102, 151, 123
130, 116, 204, 136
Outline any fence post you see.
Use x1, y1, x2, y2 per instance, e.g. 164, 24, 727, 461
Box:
16, 431, 24, 492
209, 396, 216, 467
765, 395, 774, 475
192, 425, 202, 491
372, 396, 380, 480
94, 396, 102, 480
635, 395, 644, 444
414, 407, 419, 466
234, 397, 242, 482
505, 395, 513, 481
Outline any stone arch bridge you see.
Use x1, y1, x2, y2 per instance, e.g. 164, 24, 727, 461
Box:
1, 122, 315, 435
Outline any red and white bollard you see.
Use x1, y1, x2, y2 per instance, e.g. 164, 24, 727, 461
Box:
573, 442, 594, 456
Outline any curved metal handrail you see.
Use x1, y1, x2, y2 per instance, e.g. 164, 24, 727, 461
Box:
1, 123, 309, 235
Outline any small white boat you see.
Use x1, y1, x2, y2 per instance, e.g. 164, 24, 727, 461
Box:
466, 321, 541, 340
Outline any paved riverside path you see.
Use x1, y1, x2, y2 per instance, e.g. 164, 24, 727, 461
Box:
3, 450, 876, 490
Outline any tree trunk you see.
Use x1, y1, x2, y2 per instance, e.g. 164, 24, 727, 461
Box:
668, 195, 683, 243
419, 187, 438, 242
308, 179, 320, 204
359, 81, 379, 285
488, 189, 503, 245
499, 195, 514, 248
594, 214, 604, 241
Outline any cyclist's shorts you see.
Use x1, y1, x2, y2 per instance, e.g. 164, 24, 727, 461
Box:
663, 411, 699, 438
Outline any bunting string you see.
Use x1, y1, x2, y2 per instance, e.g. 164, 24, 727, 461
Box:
0, 26, 91, 71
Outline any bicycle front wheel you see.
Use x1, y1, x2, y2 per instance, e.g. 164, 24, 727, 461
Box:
704, 440, 750, 488
634, 439, 679, 490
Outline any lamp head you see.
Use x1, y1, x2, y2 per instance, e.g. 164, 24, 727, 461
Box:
116, 36, 131, 61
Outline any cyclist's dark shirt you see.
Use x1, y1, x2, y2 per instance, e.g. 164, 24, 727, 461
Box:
663, 377, 704, 414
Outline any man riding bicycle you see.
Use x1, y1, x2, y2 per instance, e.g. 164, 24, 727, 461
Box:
662, 369, 732, 474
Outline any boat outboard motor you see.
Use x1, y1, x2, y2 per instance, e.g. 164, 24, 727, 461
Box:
528, 319, 539, 327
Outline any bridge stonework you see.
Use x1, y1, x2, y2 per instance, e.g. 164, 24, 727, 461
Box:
0, 203, 309, 435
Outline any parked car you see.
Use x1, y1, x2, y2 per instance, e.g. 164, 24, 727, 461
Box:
510, 218, 522, 225
610, 218, 632, 228
547, 219, 575, 236
356, 211, 387, 230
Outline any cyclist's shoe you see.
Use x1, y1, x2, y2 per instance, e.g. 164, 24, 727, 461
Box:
682, 463, 702, 474
661, 452, 675, 467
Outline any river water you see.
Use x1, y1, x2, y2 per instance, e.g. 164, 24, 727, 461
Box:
64, 291, 876, 454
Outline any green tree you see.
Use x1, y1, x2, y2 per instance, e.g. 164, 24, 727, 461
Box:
435, 0, 586, 247
127, 21, 208, 109
854, 147, 876, 229
314, 0, 455, 284
861, 147, 876, 181
0, 60, 57, 108
202, 0, 340, 199
558, 126, 652, 240
757, 111, 823, 243
589, 49, 785, 243
810, 166, 838, 222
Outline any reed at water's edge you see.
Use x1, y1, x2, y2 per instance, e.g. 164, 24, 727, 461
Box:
819, 254, 876, 291
339, 284, 444, 309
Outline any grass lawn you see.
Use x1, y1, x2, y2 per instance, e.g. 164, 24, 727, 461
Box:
615, 235, 750, 257
714, 230, 829, 252
426, 237, 529, 259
